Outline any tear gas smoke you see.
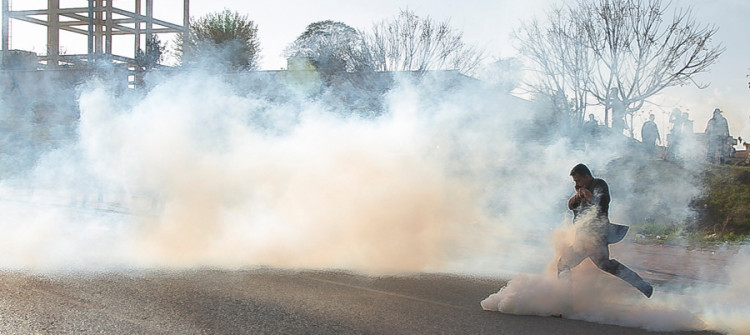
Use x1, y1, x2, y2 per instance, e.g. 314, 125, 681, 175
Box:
481, 219, 749, 333
0, 66, 747, 334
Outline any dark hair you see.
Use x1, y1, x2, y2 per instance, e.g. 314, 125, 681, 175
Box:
570, 163, 592, 177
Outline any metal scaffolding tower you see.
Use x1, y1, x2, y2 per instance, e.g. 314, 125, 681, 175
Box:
2, 0, 189, 67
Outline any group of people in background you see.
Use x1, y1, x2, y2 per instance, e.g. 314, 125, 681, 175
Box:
646, 107, 731, 163
663, 109, 693, 160
583, 107, 736, 164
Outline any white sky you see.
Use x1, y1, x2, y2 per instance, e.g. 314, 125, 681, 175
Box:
2, 0, 749, 141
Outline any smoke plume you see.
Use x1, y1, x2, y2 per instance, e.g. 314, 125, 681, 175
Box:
0, 66, 747, 334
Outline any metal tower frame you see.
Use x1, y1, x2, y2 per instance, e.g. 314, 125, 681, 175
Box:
2, 0, 189, 67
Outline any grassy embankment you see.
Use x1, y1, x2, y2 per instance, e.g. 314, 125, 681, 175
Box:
621, 160, 750, 246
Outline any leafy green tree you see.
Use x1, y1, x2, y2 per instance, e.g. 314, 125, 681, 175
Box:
135, 34, 165, 70
284, 20, 371, 76
176, 9, 260, 70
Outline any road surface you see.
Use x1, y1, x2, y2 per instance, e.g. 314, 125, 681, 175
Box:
0, 266, 721, 334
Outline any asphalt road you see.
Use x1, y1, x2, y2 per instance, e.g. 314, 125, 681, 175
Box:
0, 269, 721, 334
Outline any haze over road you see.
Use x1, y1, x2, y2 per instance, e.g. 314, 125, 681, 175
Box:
0, 268, 721, 334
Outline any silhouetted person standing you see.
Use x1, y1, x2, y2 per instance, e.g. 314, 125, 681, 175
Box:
641, 114, 661, 155
582, 114, 599, 150
680, 112, 693, 141
558, 164, 653, 298
705, 108, 730, 163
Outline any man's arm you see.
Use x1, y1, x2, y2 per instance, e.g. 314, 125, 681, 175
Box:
569, 186, 593, 210
568, 193, 578, 210
591, 180, 611, 213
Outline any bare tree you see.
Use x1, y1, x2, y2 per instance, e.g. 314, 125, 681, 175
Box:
582, 0, 723, 137
516, 0, 723, 136
361, 9, 484, 75
514, 6, 595, 131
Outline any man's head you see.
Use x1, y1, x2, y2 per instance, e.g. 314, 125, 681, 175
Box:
714, 108, 722, 116
588, 114, 595, 121
570, 163, 593, 189
649, 114, 655, 121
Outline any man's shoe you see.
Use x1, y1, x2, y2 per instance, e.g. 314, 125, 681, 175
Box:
638, 282, 653, 298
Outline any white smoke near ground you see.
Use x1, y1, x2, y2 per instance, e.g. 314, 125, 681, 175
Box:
0, 66, 747, 334
481, 221, 712, 332
481, 192, 750, 334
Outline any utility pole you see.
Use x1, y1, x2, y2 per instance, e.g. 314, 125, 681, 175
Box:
2, 0, 9, 53
47, 0, 60, 67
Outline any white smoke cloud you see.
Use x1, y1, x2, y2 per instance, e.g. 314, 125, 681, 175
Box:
479, 221, 735, 332
0, 65, 746, 334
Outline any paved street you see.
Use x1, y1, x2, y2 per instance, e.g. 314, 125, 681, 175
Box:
0, 266, 721, 334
